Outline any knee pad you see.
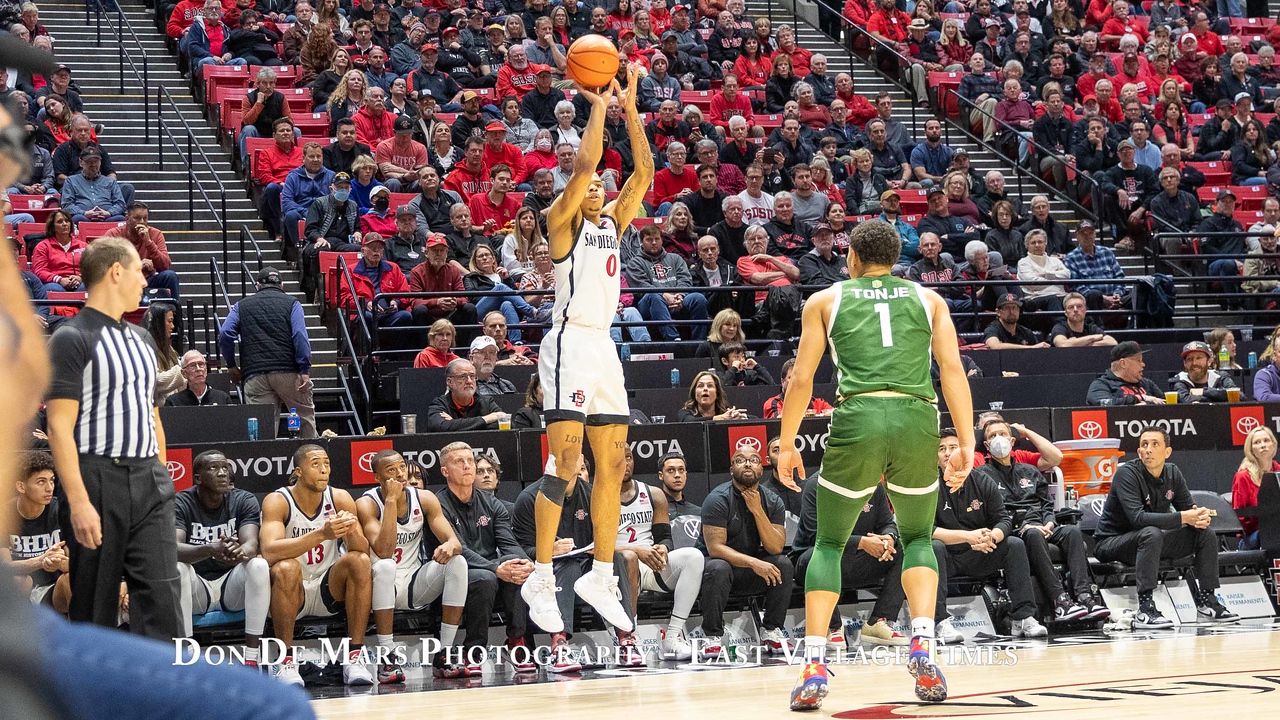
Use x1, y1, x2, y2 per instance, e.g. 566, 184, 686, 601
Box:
372, 558, 397, 611
443, 555, 469, 606
538, 473, 570, 508
246, 557, 270, 584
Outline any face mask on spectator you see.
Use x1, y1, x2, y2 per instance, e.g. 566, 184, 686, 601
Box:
374, 197, 390, 211
987, 434, 1012, 460
537, 138, 552, 151
334, 189, 351, 202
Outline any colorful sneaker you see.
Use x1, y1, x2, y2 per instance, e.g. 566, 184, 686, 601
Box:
861, 618, 908, 646
465, 662, 485, 677
520, 572, 565, 634
549, 633, 583, 674
342, 650, 375, 686
907, 637, 947, 703
273, 656, 304, 687
505, 637, 537, 673
573, 570, 634, 633
660, 629, 693, 661
699, 635, 724, 659
378, 660, 406, 684
826, 627, 846, 649
1080, 595, 1111, 621
789, 661, 830, 711
935, 617, 964, 644
1054, 595, 1089, 622
761, 627, 789, 655
431, 652, 469, 679
1134, 601, 1175, 630
1197, 595, 1240, 623
615, 630, 647, 667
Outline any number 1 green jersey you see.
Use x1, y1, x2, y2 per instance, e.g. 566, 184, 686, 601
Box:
827, 275, 935, 402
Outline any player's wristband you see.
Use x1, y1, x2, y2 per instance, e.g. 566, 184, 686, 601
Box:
653, 522, 672, 548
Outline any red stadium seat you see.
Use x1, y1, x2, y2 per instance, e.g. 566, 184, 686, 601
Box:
897, 189, 929, 214
388, 192, 417, 213
319, 251, 361, 312
1231, 17, 1276, 32
1187, 161, 1231, 186
46, 290, 85, 317
9, 194, 55, 223
78, 222, 119, 240
929, 72, 965, 117
16, 222, 45, 238
294, 112, 330, 139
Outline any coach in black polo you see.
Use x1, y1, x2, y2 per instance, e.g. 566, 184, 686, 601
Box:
45, 236, 181, 640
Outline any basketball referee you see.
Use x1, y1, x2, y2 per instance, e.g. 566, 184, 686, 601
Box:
45, 236, 181, 640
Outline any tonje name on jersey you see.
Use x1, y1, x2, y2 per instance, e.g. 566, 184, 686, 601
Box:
847, 286, 912, 300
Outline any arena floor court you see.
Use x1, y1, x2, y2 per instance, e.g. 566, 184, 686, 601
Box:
311, 620, 1280, 719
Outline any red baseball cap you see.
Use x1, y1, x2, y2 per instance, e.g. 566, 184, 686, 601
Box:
485, 120, 506, 133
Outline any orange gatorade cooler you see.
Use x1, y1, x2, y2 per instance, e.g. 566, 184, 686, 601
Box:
1054, 439, 1124, 501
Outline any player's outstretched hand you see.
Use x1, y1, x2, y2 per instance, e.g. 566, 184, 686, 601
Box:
574, 80, 614, 109
944, 445, 973, 488
619, 63, 640, 111
775, 443, 805, 491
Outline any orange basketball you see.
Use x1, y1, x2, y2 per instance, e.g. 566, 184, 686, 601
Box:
565, 35, 621, 90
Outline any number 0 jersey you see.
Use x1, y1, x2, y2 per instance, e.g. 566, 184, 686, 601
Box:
829, 276, 935, 402
276, 485, 342, 582
552, 214, 622, 331
362, 486, 425, 573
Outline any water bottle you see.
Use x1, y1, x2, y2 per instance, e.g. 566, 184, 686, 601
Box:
620, 343, 631, 362
287, 408, 301, 438
1219, 346, 1231, 368
670, 368, 680, 387
1249, 351, 1258, 369
246, 417, 259, 441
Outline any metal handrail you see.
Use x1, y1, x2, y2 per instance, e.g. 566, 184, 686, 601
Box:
335, 256, 374, 429
335, 366, 367, 436
945, 89, 1097, 222
238, 224, 264, 294
155, 85, 229, 258
208, 257, 235, 372
87, 0, 150, 141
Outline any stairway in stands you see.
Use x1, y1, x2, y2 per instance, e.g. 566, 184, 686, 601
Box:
42, 1, 363, 433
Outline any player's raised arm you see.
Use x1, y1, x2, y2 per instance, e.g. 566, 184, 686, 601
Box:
547, 81, 616, 259
924, 286, 975, 482
604, 62, 653, 230
776, 289, 834, 491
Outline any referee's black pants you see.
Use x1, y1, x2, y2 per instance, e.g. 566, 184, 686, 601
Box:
63, 455, 182, 640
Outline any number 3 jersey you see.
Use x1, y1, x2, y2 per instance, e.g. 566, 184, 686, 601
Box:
829, 276, 935, 402
552, 214, 621, 331
362, 486, 425, 574
277, 485, 343, 581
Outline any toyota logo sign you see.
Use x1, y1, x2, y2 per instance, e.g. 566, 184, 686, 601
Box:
735, 436, 762, 453
1237, 416, 1261, 435
167, 461, 186, 482
1077, 421, 1104, 439
358, 452, 378, 474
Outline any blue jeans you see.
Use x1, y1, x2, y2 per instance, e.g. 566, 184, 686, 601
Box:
283, 209, 306, 247
147, 270, 181, 299
1239, 529, 1260, 550
610, 306, 652, 342
656, 201, 673, 216
37, 608, 315, 720
637, 291, 710, 341
1209, 258, 1241, 299
1217, 0, 1242, 17
1189, 101, 1207, 114
475, 283, 535, 342
1240, 176, 1268, 186
367, 308, 412, 327
261, 182, 283, 238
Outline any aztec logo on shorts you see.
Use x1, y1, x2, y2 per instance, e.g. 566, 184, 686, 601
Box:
571, 389, 586, 407
575, 509, 588, 520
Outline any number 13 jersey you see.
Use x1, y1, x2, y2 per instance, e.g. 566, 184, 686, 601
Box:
828, 276, 935, 402
277, 485, 343, 582
552, 214, 621, 331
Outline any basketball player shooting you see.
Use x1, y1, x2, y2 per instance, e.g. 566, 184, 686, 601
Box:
521, 62, 653, 635
774, 221, 975, 710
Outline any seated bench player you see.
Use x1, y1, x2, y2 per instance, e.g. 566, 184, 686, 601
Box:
615, 447, 704, 661
174, 451, 270, 667
513, 456, 645, 672
260, 444, 374, 687
3, 451, 70, 614
356, 449, 469, 683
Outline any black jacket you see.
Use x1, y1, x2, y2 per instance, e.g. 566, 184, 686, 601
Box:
513, 476, 594, 558
232, 287, 302, 379
935, 471, 1013, 541
1094, 459, 1194, 538
1098, 163, 1160, 210
1171, 369, 1237, 403
165, 386, 232, 407
1145, 189, 1201, 233
797, 249, 849, 288
793, 478, 896, 555
1197, 212, 1247, 256
1017, 215, 1072, 256
1086, 369, 1163, 406
974, 458, 1053, 529
435, 486, 526, 571
425, 392, 500, 432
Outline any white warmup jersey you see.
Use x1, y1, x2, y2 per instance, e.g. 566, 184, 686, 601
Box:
617, 482, 655, 548
551, 214, 622, 331
277, 486, 342, 582
363, 486, 425, 574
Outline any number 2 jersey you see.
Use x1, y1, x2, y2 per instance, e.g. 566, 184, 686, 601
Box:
174, 487, 262, 580
276, 485, 343, 581
362, 486, 425, 574
9, 497, 61, 587
828, 275, 935, 402
552, 214, 621, 331
616, 482, 655, 548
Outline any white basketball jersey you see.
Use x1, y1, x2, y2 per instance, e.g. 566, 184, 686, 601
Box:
552, 214, 622, 331
617, 482, 655, 548
277, 485, 343, 582
363, 486, 425, 573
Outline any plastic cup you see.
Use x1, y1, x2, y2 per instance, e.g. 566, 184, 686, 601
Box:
1227, 387, 1241, 403
498, 415, 511, 431
1165, 392, 1178, 404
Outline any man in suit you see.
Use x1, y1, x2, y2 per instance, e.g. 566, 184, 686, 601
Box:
165, 350, 232, 407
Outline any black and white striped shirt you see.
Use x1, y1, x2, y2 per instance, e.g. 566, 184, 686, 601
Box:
48, 308, 160, 459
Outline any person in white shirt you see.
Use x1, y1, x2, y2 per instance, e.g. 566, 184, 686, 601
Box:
1016, 228, 1071, 313
736, 163, 775, 224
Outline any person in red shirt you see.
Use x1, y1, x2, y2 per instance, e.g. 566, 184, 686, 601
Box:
408, 233, 478, 327
866, 0, 910, 48
100, 203, 181, 299
376, 115, 430, 193
709, 74, 757, 136
495, 46, 544, 103
1233, 425, 1277, 550
414, 318, 462, 368
834, 72, 878, 128
774, 24, 812, 77
31, 210, 86, 293
254, 118, 303, 242
340, 232, 413, 329
1075, 51, 1111, 100
353, 86, 395, 148
480, 121, 529, 187
467, 165, 522, 237
763, 358, 834, 418
168, 0, 233, 38
1099, 0, 1147, 51
733, 34, 772, 89
1190, 11, 1224, 56
649, 0, 673, 35
653, 141, 701, 213
443, 137, 491, 200
1113, 51, 1155, 102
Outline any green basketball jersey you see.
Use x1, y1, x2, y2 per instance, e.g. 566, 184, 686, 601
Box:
828, 275, 935, 402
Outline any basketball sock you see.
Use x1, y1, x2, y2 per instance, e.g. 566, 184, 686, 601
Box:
534, 561, 554, 579
441, 623, 459, 648
244, 645, 260, 663
592, 559, 614, 578
911, 617, 934, 639
804, 636, 826, 663
667, 616, 687, 635
377, 634, 395, 653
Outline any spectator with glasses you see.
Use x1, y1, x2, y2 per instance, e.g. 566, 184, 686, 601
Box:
424, 358, 508, 432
